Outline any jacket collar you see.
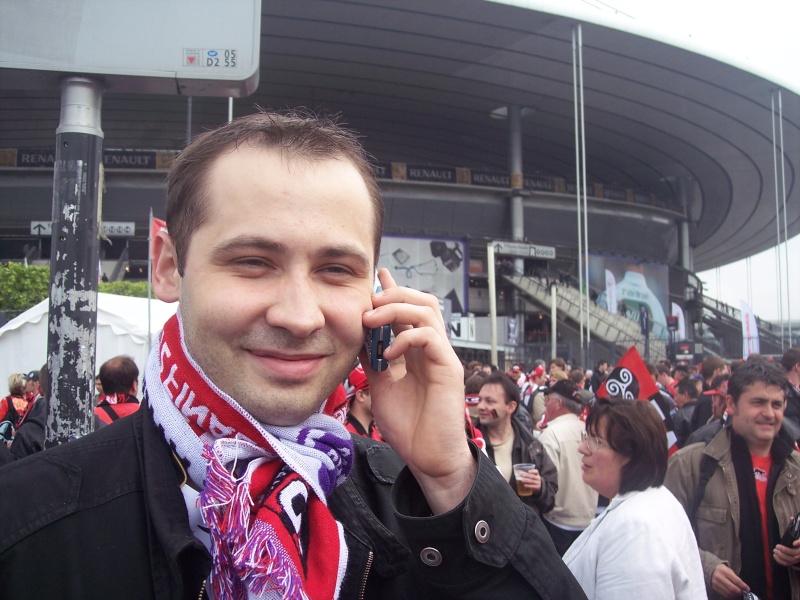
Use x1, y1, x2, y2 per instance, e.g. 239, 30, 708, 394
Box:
135, 400, 211, 594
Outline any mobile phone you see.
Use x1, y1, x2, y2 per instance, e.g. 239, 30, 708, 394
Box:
780, 512, 800, 547
365, 274, 391, 371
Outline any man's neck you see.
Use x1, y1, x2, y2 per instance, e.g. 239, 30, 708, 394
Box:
749, 442, 773, 458
486, 419, 514, 446
742, 435, 773, 458
550, 409, 574, 421
349, 409, 372, 432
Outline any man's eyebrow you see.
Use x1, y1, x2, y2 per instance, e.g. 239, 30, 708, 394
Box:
210, 236, 286, 260
210, 235, 372, 270
316, 245, 372, 271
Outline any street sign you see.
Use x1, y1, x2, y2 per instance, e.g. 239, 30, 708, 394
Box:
1, 0, 261, 97
491, 240, 556, 259
101, 221, 136, 237
30, 221, 51, 236
31, 220, 135, 237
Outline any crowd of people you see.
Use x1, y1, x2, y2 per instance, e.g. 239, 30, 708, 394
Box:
0, 111, 799, 599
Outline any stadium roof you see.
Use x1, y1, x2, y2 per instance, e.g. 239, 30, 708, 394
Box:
1, 0, 797, 271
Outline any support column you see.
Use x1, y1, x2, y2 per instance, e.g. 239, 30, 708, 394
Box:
508, 105, 526, 355
46, 77, 104, 445
677, 176, 693, 271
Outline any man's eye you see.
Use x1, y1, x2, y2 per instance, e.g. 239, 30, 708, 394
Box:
320, 265, 355, 276
236, 258, 269, 268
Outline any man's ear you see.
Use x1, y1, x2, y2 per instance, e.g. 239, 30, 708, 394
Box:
725, 394, 735, 414
355, 389, 369, 404
152, 229, 181, 302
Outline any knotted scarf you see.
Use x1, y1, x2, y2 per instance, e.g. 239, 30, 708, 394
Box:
146, 313, 354, 600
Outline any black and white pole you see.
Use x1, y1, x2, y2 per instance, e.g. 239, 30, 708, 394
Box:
46, 76, 104, 445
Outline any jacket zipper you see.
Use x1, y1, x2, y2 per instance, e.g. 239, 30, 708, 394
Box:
358, 551, 374, 600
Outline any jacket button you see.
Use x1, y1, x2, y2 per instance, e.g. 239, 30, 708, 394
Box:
420, 547, 442, 566
474, 520, 490, 543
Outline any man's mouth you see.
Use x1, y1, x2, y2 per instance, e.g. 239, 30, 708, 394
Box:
247, 350, 326, 379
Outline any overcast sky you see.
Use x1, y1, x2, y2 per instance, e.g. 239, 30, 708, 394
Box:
499, 0, 799, 323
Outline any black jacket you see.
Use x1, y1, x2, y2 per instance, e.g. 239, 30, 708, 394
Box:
784, 385, 800, 435
475, 417, 558, 515
0, 403, 585, 600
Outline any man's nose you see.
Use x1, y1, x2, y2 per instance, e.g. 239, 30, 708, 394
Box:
265, 274, 325, 337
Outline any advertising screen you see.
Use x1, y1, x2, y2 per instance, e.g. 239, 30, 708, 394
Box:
589, 254, 670, 339
379, 235, 467, 316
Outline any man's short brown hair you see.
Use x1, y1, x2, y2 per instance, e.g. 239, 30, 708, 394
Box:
166, 110, 384, 275
700, 356, 727, 381
781, 348, 800, 373
480, 373, 520, 406
728, 357, 787, 405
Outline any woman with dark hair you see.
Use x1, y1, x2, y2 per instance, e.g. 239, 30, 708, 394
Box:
562, 397, 705, 599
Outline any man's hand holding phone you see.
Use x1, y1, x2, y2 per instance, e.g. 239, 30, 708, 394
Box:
361, 268, 475, 515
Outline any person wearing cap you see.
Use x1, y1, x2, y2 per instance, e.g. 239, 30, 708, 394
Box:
23, 370, 40, 402
538, 379, 598, 556
343, 364, 383, 442
684, 374, 731, 447
507, 364, 525, 388
521, 365, 547, 424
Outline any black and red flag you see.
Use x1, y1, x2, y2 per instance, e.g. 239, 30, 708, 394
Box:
597, 346, 678, 456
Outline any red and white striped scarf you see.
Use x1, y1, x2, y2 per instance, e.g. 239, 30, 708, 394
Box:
146, 313, 354, 600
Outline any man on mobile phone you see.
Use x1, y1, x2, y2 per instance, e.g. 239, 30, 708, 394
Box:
0, 111, 583, 599
666, 358, 800, 599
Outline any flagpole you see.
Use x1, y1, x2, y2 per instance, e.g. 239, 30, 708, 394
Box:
147, 207, 153, 352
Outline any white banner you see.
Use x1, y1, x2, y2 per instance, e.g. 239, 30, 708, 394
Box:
741, 300, 760, 359
605, 269, 617, 315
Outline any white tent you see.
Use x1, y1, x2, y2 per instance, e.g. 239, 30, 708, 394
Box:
0, 293, 178, 392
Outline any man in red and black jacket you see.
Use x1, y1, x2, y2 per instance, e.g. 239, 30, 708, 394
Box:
343, 364, 383, 442
93, 355, 141, 429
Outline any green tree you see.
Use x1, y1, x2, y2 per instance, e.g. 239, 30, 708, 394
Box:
0, 263, 50, 319
0, 263, 154, 320
98, 280, 153, 298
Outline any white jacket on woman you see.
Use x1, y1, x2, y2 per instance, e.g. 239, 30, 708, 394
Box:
563, 485, 705, 599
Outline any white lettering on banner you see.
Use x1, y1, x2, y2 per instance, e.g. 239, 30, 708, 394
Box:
408, 168, 453, 181
473, 173, 508, 186
20, 152, 55, 165
104, 155, 152, 167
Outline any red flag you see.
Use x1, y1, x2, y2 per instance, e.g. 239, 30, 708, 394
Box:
597, 346, 678, 455
597, 346, 658, 400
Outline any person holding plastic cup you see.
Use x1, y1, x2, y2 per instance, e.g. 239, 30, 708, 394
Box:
474, 373, 558, 516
